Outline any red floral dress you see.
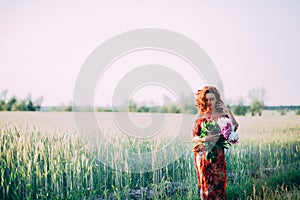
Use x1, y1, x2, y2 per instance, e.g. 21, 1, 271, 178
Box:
192, 117, 227, 200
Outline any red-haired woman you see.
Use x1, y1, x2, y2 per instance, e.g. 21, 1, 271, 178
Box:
192, 86, 239, 200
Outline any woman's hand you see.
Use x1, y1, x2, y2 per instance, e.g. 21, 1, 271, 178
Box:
192, 136, 204, 143
193, 134, 221, 143
202, 134, 220, 143
217, 102, 230, 114
193, 135, 220, 143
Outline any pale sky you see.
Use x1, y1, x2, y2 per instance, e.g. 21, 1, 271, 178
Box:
0, 0, 299, 106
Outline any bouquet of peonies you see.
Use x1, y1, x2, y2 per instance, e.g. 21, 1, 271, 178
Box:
217, 117, 239, 144
198, 117, 239, 161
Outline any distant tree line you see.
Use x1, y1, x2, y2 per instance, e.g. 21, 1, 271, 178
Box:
230, 88, 265, 116
115, 89, 269, 116
265, 105, 300, 116
45, 88, 300, 116
230, 88, 300, 116
0, 90, 43, 111
2, 88, 299, 116
118, 94, 198, 114
264, 105, 300, 111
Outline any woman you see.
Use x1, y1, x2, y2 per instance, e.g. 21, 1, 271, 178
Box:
192, 86, 239, 200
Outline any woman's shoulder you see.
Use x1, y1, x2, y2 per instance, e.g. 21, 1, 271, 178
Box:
196, 113, 208, 120
194, 114, 206, 123
195, 112, 229, 122
195, 114, 211, 125
197, 112, 227, 118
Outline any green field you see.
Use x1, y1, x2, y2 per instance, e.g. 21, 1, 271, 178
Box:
0, 112, 299, 199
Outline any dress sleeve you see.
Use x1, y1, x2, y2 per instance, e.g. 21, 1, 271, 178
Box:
192, 118, 204, 152
192, 118, 202, 137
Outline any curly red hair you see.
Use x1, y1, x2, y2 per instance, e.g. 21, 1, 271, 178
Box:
196, 86, 224, 114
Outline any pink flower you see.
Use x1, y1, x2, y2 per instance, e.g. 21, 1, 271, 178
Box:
221, 122, 232, 140
217, 117, 239, 144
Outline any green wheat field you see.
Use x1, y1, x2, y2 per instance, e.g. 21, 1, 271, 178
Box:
0, 111, 299, 200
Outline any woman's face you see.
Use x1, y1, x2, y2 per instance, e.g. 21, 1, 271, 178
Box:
205, 93, 217, 112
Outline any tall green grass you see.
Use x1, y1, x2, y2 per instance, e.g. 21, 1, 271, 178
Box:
1, 123, 299, 199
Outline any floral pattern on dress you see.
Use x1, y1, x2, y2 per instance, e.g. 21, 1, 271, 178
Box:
193, 117, 227, 200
